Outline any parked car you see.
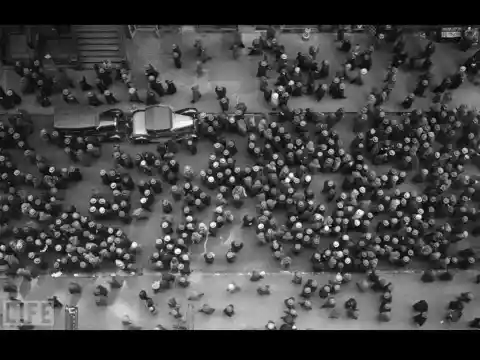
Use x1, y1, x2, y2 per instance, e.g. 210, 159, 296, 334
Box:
128, 105, 198, 143
53, 107, 126, 141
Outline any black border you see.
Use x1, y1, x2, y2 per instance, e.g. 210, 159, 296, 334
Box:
2, 12, 478, 348
0, 6, 474, 25
2, 329, 476, 354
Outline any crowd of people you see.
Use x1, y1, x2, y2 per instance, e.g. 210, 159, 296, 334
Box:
1, 25, 480, 329
0, 57, 178, 109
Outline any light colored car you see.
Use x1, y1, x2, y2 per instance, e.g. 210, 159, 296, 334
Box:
129, 105, 198, 143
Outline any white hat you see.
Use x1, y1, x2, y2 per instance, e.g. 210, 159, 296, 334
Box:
360, 68, 368, 75
271, 93, 279, 99
104, 90, 111, 96
62, 89, 69, 95
294, 67, 300, 73
460, 66, 466, 72
128, 88, 136, 94
280, 54, 287, 60
288, 80, 294, 86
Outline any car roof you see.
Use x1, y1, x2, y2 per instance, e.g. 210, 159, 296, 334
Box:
54, 107, 99, 129
145, 105, 172, 131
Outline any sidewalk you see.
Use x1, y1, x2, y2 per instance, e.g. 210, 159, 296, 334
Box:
1, 272, 478, 330
1, 32, 480, 115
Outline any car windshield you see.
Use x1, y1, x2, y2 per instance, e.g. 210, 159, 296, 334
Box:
132, 112, 148, 135
172, 113, 194, 131
98, 119, 116, 129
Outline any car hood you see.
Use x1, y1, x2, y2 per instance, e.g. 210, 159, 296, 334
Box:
54, 111, 99, 129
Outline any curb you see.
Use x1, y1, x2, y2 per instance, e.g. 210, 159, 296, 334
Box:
280, 28, 321, 34
0, 269, 477, 280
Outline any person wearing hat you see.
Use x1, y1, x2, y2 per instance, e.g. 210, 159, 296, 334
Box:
270, 91, 279, 109
204, 252, 215, 264
329, 77, 340, 98
265, 320, 276, 330
146, 91, 159, 105
191, 84, 201, 104
257, 60, 269, 78
318, 60, 330, 79
401, 93, 415, 109
259, 76, 270, 94
144, 63, 159, 80
433, 76, 452, 94
314, 83, 328, 102
292, 82, 303, 97
2, 89, 21, 109
291, 67, 302, 83
223, 304, 235, 317
197, 43, 212, 63
61, 89, 71, 103
14, 60, 26, 78
79, 75, 93, 92
150, 78, 165, 97
63, 92, 79, 105
86, 91, 102, 106
94, 77, 108, 94
208, 84, 225, 103
36, 89, 51, 108
104, 90, 118, 105
339, 62, 352, 82
284, 80, 294, 95
277, 53, 288, 72
199, 304, 215, 315
334, 82, 346, 99
413, 79, 428, 97
351, 68, 367, 86
275, 69, 289, 87
172, 51, 182, 69
217, 95, 229, 113
128, 88, 143, 103
172, 43, 182, 58
450, 66, 467, 89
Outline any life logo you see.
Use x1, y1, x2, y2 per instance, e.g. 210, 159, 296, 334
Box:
2, 301, 55, 328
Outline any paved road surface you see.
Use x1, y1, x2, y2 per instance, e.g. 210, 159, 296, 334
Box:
1, 272, 478, 330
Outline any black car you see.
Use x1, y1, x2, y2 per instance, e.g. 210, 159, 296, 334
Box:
53, 107, 126, 141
